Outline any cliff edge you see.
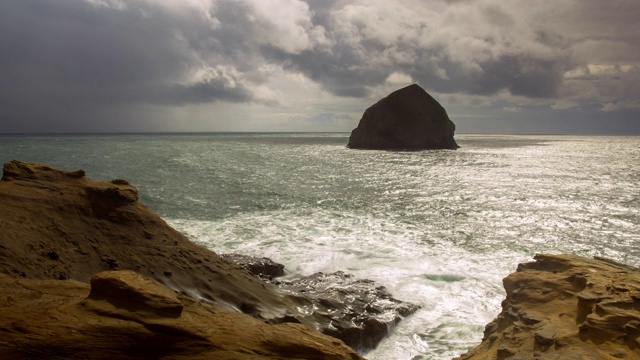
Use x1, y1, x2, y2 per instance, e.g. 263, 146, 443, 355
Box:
0, 160, 286, 318
348, 84, 458, 150
455, 254, 640, 360
0, 270, 360, 359
0, 160, 419, 355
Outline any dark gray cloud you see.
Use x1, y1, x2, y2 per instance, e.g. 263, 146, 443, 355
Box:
0, 0, 638, 132
0, 0, 263, 107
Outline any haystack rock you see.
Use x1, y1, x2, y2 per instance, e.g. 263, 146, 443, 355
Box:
455, 254, 640, 360
348, 84, 458, 150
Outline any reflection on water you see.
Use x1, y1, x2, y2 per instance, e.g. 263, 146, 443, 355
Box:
1, 133, 639, 359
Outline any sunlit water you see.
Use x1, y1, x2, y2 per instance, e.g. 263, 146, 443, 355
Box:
1, 133, 639, 359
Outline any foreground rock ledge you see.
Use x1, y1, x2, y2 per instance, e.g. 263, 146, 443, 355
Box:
0, 271, 362, 359
0, 160, 417, 353
0, 160, 286, 319
348, 84, 458, 150
455, 254, 640, 360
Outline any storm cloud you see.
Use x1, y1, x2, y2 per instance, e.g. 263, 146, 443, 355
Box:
0, 0, 638, 132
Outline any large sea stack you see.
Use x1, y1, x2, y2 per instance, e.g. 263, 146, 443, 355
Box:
348, 84, 458, 150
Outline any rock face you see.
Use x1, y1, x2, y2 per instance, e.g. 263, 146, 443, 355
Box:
0, 160, 286, 319
348, 84, 458, 150
455, 254, 640, 360
224, 254, 420, 351
0, 160, 417, 353
0, 271, 362, 359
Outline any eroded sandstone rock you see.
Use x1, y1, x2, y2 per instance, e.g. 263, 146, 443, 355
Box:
0, 160, 287, 319
0, 160, 416, 352
84, 270, 184, 318
455, 254, 640, 360
0, 272, 362, 359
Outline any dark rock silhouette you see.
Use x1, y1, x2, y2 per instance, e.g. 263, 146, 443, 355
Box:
224, 254, 420, 352
222, 253, 285, 280
277, 271, 420, 352
348, 84, 458, 150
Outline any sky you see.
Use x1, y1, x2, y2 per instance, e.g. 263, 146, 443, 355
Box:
1, 0, 639, 134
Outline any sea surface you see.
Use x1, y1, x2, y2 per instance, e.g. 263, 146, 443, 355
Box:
1, 133, 639, 359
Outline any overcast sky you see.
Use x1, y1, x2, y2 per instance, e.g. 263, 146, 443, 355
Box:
1, 0, 639, 134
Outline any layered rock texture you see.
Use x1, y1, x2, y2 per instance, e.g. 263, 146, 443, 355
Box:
0, 160, 416, 356
348, 84, 458, 150
0, 160, 286, 318
0, 271, 361, 359
456, 254, 640, 360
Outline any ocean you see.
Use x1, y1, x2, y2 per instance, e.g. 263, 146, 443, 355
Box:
1, 133, 638, 359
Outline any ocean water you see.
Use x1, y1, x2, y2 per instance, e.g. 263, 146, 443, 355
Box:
1, 133, 639, 359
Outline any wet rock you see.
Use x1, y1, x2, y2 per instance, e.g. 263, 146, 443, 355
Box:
222, 253, 285, 280
0, 272, 362, 359
220, 254, 420, 351
277, 271, 420, 351
348, 84, 458, 150
0, 160, 289, 320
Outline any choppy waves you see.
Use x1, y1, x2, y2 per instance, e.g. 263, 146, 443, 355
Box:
2, 133, 639, 359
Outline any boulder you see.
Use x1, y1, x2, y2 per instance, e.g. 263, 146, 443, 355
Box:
348, 84, 458, 150
84, 270, 184, 319
455, 254, 640, 360
0, 271, 362, 359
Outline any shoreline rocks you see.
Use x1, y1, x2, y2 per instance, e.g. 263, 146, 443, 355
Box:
0, 160, 416, 355
0, 271, 362, 359
455, 254, 640, 360
224, 254, 420, 351
348, 84, 458, 150
0, 160, 287, 320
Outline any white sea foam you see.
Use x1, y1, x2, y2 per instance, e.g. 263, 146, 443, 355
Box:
2, 133, 639, 359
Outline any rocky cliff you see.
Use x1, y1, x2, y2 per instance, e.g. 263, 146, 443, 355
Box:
0, 160, 286, 318
0, 270, 361, 359
455, 254, 640, 360
0, 160, 416, 356
348, 84, 458, 150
